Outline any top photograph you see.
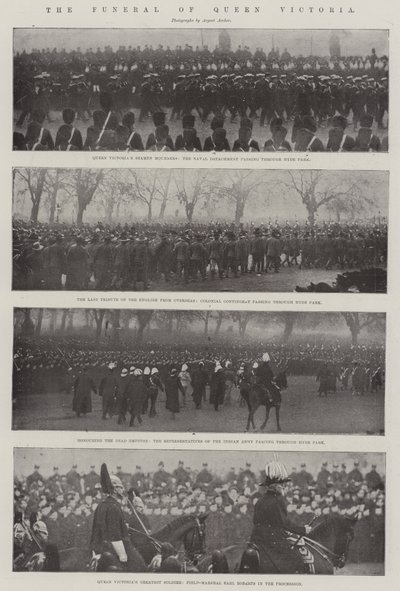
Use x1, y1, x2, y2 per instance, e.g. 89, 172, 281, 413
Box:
13, 28, 388, 153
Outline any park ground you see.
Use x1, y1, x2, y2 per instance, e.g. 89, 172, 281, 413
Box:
56, 266, 369, 293
13, 375, 384, 434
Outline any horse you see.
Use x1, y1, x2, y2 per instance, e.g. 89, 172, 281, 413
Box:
240, 378, 282, 432
129, 513, 208, 570
237, 514, 357, 575
335, 268, 387, 294
57, 513, 208, 572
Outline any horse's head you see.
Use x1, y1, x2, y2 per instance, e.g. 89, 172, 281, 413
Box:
182, 513, 208, 563
310, 514, 357, 568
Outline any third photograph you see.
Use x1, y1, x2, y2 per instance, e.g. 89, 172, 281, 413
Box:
12, 308, 385, 434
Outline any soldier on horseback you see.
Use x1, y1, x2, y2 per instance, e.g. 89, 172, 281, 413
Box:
240, 460, 314, 573
90, 463, 146, 572
13, 512, 60, 571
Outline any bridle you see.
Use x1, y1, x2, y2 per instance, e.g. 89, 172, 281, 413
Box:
183, 517, 206, 564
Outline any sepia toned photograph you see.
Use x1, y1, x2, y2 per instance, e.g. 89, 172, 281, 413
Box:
13, 448, 385, 574
13, 29, 388, 152
12, 168, 388, 293
12, 308, 385, 434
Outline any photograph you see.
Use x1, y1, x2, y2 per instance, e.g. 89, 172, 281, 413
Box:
12, 168, 388, 293
13, 29, 388, 152
12, 308, 385, 434
13, 448, 385, 574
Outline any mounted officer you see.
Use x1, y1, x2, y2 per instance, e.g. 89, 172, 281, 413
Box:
240, 460, 314, 574
90, 463, 146, 572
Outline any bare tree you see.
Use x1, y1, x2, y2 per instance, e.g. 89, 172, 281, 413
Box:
276, 171, 376, 227
125, 170, 162, 222
15, 168, 47, 222
174, 169, 209, 222
231, 311, 255, 337
158, 169, 173, 219
20, 309, 35, 337
43, 169, 67, 223
341, 312, 385, 345
135, 310, 154, 342
64, 169, 105, 227
212, 170, 267, 224
92, 309, 106, 342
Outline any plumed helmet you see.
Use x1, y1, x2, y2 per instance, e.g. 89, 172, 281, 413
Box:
110, 474, 124, 489
151, 368, 159, 375
129, 366, 136, 373
260, 461, 291, 486
262, 353, 270, 362
121, 368, 128, 377
32, 520, 48, 536
144, 366, 151, 375
252, 362, 259, 369
134, 368, 142, 376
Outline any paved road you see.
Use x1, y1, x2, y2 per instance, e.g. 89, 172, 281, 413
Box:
13, 375, 384, 434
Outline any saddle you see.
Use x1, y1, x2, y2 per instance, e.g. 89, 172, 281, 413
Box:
244, 526, 312, 574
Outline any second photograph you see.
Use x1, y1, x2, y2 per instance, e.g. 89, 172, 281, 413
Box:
12, 167, 388, 293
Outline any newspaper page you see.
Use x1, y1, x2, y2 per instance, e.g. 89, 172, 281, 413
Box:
1, 0, 398, 590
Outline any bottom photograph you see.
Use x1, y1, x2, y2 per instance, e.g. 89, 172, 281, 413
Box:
13, 449, 385, 575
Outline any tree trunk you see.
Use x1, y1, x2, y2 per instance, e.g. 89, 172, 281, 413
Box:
147, 201, 152, 221
49, 309, 57, 333
30, 199, 40, 222
35, 309, 43, 338
282, 314, 296, 343
76, 202, 85, 227
21, 309, 35, 337
307, 208, 316, 227
67, 310, 74, 329
235, 199, 245, 224
94, 310, 106, 342
215, 312, 224, 335
136, 310, 153, 343
159, 170, 172, 219
204, 311, 210, 335
48, 171, 61, 224
112, 310, 121, 342
60, 309, 69, 333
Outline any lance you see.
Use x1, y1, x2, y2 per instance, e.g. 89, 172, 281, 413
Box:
57, 347, 72, 370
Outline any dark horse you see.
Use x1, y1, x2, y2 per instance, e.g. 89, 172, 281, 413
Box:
238, 514, 357, 575
58, 513, 208, 572
240, 377, 284, 432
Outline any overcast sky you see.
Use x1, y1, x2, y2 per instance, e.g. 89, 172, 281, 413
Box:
14, 29, 388, 57
14, 448, 385, 479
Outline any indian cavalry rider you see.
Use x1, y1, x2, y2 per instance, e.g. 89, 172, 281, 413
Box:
241, 460, 314, 574
14, 513, 60, 571
90, 463, 146, 572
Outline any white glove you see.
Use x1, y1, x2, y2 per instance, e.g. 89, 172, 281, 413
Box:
305, 525, 312, 535
112, 540, 128, 563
